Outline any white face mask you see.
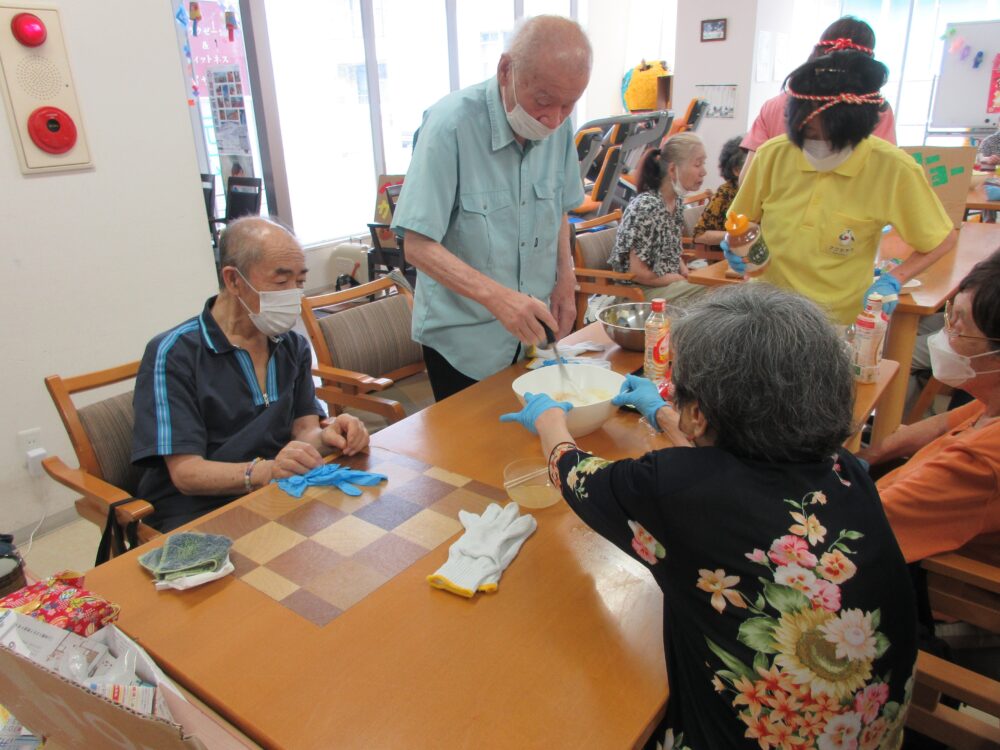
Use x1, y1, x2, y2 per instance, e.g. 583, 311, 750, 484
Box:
927, 329, 1000, 387
503, 72, 557, 142
802, 138, 853, 171
236, 269, 303, 338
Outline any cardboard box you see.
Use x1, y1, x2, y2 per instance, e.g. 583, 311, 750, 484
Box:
903, 146, 976, 228
0, 611, 255, 750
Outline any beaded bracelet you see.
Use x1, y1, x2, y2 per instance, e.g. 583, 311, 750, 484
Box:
547, 441, 578, 490
244, 457, 264, 494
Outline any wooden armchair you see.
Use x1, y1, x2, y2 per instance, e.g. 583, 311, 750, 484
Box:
906, 542, 1000, 748
571, 210, 644, 329
42, 362, 159, 556
681, 189, 721, 262
300, 277, 433, 432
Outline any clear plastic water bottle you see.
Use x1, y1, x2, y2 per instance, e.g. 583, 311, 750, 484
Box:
644, 298, 669, 383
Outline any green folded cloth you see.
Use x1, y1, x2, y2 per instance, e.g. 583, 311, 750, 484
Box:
139, 532, 233, 581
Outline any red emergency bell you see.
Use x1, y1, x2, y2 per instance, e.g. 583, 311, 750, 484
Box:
27, 106, 77, 154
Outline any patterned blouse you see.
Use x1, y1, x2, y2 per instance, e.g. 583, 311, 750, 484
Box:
548, 442, 917, 750
610, 191, 684, 277
693, 180, 739, 237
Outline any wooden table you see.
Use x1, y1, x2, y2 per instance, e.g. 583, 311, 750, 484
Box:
966, 182, 1000, 213
81, 324, 903, 748
84, 327, 671, 750
688, 222, 1000, 444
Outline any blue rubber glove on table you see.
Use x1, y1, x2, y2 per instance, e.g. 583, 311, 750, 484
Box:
721, 238, 746, 276
863, 273, 901, 315
611, 374, 667, 428
275, 464, 388, 498
499, 392, 572, 434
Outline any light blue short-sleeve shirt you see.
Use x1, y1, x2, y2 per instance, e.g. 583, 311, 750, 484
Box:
391, 76, 586, 381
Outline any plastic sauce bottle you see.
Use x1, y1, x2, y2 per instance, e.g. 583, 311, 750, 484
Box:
724, 212, 770, 276
644, 298, 669, 383
866, 293, 891, 358
851, 311, 879, 383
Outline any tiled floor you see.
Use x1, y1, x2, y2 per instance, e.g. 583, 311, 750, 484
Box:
20, 517, 101, 579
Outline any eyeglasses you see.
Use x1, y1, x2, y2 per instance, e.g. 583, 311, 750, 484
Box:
944, 300, 994, 342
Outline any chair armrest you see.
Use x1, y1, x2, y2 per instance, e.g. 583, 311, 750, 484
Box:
574, 268, 637, 282
313, 364, 394, 391
922, 549, 1000, 594
913, 650, 1000, 718
41, 455, 154, 524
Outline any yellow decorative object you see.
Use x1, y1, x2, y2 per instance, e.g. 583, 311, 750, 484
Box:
623, 60, 670, 113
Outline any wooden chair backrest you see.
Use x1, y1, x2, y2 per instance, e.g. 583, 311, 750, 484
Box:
44, 361, 141, 485
571, 210, 622, 272
301, 277, 422, 381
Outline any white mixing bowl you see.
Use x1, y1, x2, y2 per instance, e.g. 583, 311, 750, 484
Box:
511, 364, 625, 437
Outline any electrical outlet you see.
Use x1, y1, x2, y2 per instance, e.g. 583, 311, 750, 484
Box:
17, 427, 41, 454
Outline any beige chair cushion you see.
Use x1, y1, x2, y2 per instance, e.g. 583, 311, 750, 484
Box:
316, 294, 422, 377
77, 391, 143, 495
575, 226, 618, 271
683, 203, 707, 237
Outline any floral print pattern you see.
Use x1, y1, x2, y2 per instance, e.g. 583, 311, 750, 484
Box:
629, 520, 666, 565
609, 191, 685, 278
700, 489, 911, 749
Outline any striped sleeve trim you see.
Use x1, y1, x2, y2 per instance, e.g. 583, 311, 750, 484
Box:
153, 321, 199, 454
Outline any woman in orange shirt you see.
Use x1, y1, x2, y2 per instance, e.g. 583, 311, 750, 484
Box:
860, 250, 1000, 561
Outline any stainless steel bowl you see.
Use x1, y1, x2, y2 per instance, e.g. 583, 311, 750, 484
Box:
598, 302, 652, 351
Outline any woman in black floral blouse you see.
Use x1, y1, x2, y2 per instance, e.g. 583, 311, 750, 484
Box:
692, 136, 747, 247
501, 284, 917, 750
609, 133, 708, 306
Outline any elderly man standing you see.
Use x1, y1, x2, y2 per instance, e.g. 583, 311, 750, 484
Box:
391, 15, 592, 401
132, 217, 369, 531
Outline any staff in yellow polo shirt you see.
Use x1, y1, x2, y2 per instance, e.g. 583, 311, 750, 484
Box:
727, 48, 955, 325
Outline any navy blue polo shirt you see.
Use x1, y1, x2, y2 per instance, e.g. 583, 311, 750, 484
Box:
132, 296, 324, 529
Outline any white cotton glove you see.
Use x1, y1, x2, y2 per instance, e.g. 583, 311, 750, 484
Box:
427, 503, 537, 598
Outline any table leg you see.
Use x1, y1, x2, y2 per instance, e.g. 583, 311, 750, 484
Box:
870, 311, 920, 446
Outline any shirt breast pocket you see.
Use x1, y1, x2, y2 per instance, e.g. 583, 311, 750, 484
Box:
820, 212, 881, 261
532, 182, 561, 252
455, 190, 515, 272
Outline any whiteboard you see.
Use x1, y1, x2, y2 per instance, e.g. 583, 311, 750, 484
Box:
930, 20, 1000, 130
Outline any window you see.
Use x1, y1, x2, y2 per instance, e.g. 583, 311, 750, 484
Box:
204, 1, 585, 245
373, 0, 451, 174
456, 2, 516, 88
523, 0, 572, 17
265, 0, 377, 244
841, 0, 1000, 145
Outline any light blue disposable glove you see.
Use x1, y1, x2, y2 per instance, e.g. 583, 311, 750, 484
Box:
499, 392, 572, 434
275, 464, 388, 498
721, 238, 747, 275
863, 274, 901, 315
611, 374, 667, 428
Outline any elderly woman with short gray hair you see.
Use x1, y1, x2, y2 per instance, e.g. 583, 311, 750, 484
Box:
501, 284, 917, 749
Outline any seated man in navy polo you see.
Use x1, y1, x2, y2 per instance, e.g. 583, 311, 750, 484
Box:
132, 217, 369, 531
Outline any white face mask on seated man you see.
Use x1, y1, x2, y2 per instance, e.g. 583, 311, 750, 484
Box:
236, 269, 303, 338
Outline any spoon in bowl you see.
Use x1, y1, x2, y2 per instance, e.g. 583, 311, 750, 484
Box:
539, 320, 583, 401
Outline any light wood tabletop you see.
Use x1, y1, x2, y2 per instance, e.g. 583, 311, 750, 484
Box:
687, 222, 1000, 444
79, 322, 904, 749
84, 327, 674, 749
966, 182, 1000, 212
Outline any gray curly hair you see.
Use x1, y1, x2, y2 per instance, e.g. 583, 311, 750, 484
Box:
671, 284, 854, 461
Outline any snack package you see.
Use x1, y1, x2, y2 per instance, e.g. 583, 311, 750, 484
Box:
0, 570, 119, 636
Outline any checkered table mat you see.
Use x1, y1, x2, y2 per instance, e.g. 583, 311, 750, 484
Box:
191, 447, 508, 626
